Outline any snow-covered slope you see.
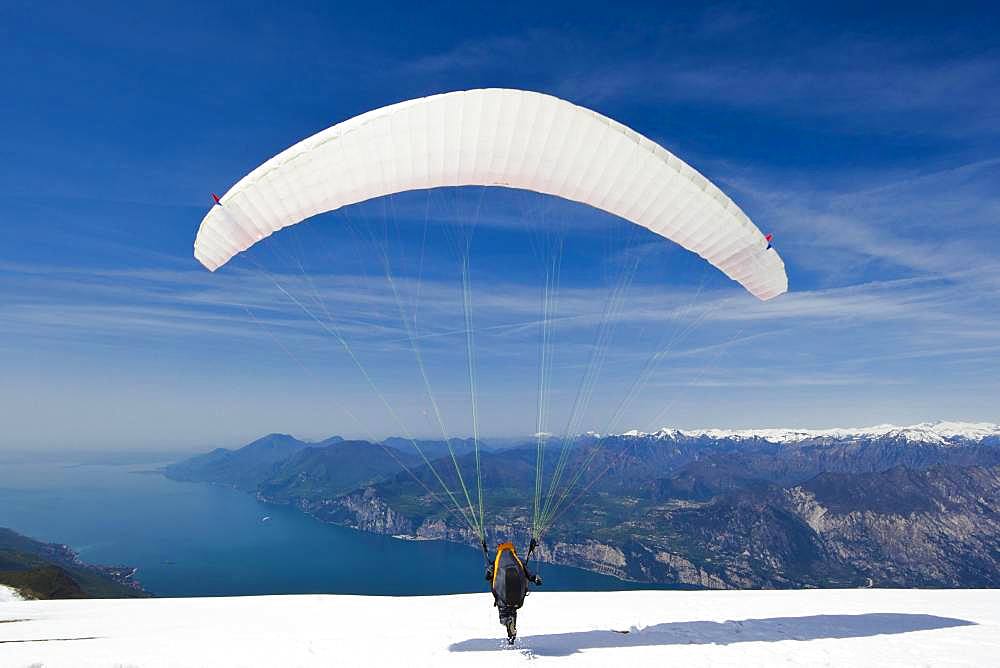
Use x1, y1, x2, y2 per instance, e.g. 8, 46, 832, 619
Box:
0, 585, 23, 602
624, 421, 1000, 445
2, 589, 997, 667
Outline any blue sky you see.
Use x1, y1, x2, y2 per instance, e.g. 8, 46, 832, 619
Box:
2, 1, 998, 450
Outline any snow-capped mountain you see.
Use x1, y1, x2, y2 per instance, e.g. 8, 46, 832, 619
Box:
621, 421, 1000, 445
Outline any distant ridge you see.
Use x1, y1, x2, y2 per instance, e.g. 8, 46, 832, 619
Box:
621, 421, 1000, 445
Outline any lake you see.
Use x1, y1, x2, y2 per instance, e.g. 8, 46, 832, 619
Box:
0, 452, 674, 597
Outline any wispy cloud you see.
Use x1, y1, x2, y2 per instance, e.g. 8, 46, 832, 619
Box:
721, 158, 1000, 282
561, 48, 1000, 134
401, 13, 1000, 140
5, 238, 998, 369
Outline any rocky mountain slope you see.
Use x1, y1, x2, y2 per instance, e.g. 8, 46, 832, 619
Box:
259, 440, 420, 504
788, 465, 1000, 587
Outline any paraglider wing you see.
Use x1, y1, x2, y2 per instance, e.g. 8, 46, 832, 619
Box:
194, 88, 787, 300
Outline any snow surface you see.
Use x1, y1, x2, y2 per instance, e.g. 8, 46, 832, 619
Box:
624, 421, 1000, 445
0, 585, 23, 602
2, 589, 997, 667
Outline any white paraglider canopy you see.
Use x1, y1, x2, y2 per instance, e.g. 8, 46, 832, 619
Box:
194, 88, 787, 301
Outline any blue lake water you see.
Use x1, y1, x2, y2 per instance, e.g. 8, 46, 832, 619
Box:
0, 453, 674, 597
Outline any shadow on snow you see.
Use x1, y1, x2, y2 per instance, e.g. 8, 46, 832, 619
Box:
449, 613, 974, 657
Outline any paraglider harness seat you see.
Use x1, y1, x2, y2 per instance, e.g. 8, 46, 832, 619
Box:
484, 539, 541, 642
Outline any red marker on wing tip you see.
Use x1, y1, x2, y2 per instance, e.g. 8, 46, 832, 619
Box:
211, 193, 221, 205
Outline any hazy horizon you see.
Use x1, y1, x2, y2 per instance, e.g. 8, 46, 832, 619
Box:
6, 418, 999, 455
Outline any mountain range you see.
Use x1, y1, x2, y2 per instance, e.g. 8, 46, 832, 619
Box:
164, 421, 1000, 588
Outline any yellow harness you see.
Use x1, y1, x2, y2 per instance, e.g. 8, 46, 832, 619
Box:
491, 542, 526, 588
